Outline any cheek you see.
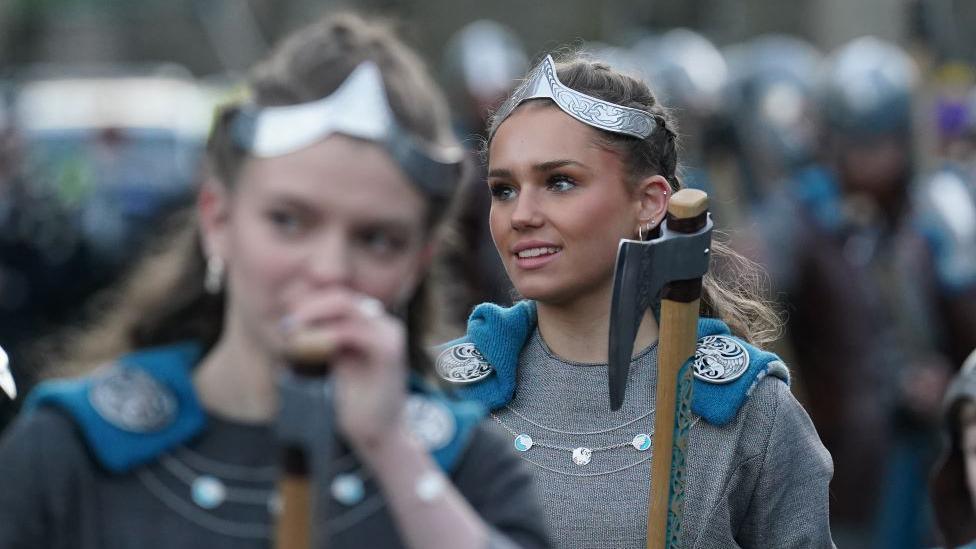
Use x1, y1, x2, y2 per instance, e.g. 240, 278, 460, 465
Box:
227, 218, 301, 304
561, 191, 633, 248
351, 252, 427, 307
488, 203, 508, 249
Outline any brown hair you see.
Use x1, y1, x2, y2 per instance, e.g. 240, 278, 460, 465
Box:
49, 13, 460, 376
487, 55, 781, 346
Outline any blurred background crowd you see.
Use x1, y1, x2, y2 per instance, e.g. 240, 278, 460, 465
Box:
2, 0, 976, 547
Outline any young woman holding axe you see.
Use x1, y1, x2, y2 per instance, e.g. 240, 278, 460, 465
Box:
437, 53, 835, 548
0, 13, 551, 549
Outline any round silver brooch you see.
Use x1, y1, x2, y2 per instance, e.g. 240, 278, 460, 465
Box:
435, 343, 493, 384
404, 395, 456, 451
88, 368, 178, 432
692, 335, 750, 384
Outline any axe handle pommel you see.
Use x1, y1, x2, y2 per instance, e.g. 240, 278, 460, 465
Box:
666, 188, 708, 220
647, 188, 708, 549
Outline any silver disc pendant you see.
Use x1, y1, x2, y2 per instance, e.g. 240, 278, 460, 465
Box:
267, 492, 283, 516
572, 447, 592, 465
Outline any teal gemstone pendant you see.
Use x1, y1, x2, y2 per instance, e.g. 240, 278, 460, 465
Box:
191, 475, 227, 509
514, 434, 533, 452
331, 473, 365, 506
632, 433, 652, 451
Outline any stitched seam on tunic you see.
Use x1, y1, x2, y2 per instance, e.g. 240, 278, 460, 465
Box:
692, 451, 763, 548
734, 382, 784, 542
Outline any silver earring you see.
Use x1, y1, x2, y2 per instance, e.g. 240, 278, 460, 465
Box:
637, 222, 653, 241
205, 256, 225, 294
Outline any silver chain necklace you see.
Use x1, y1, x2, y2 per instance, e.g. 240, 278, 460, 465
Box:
159, 455, 274, 507
502, 403, 656, 435
493, 411, 702, 472
517, 453, 653, 478
491, 412, 655, 466
137, 467, 272, 540
172, 446, 278, 481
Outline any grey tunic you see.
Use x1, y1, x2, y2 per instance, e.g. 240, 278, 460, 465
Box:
0, 407, 551, 549
492, 330, 834, 549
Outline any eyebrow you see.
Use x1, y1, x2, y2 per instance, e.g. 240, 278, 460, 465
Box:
487, 159, 591, 179
266, 195, 419, 231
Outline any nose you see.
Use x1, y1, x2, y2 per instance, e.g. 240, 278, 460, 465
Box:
306, 230, 353, 287
510, 187, 544, 231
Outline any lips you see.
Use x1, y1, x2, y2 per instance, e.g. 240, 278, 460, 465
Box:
511, 242, 562, 270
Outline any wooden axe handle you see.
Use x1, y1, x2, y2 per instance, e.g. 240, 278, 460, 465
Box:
275, 337, 335, 549
647, 189, 708, 549
276, 447, 314, 549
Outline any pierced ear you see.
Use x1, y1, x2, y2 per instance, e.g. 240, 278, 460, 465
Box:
635, 175, 671, 226
197, 177, 232, 260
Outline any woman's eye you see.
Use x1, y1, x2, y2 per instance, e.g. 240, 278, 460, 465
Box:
360, 230, 408, 256
489, 184, 517, 201
267, 210, 304, 236
547, 175, 577, 192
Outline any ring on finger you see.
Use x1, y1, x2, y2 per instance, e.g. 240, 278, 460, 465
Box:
358, 296, 385, 318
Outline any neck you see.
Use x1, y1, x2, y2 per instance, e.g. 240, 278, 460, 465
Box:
193, 313, 278, 424
535, 286, 658, 364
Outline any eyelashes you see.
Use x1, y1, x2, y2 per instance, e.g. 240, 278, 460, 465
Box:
488, 173, 579, 201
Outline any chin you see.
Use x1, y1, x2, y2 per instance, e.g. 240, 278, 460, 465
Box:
511, 267, 612, 307
511, 280, 575, 306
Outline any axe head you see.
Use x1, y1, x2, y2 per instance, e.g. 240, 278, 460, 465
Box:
607, 214, 712, 410
276, 372, 335, 456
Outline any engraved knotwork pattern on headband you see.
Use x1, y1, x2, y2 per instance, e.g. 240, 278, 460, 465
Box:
539, 60, 655, 138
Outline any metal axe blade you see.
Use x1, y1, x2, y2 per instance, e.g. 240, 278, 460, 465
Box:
607, 215, 713, 410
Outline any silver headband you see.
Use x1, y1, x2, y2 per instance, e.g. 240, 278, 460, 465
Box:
231, 61, 463, 199
491, 55, 657, 140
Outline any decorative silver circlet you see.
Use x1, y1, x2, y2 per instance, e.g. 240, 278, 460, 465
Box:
491, 55, 657, 140
692, 335, 750, 384
435, 343, 493, 384
89, 367, 178, 432
404, 395, 456, 451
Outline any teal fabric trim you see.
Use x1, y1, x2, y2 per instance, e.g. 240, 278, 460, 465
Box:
443, 302, 789, 426
25, 342, 206, 473
25, 342, 483, 474
409, 375, 486, 472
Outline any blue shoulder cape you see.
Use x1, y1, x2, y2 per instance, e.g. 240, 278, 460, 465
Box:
435, 301, 790, 426
25, 342, 483, 474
